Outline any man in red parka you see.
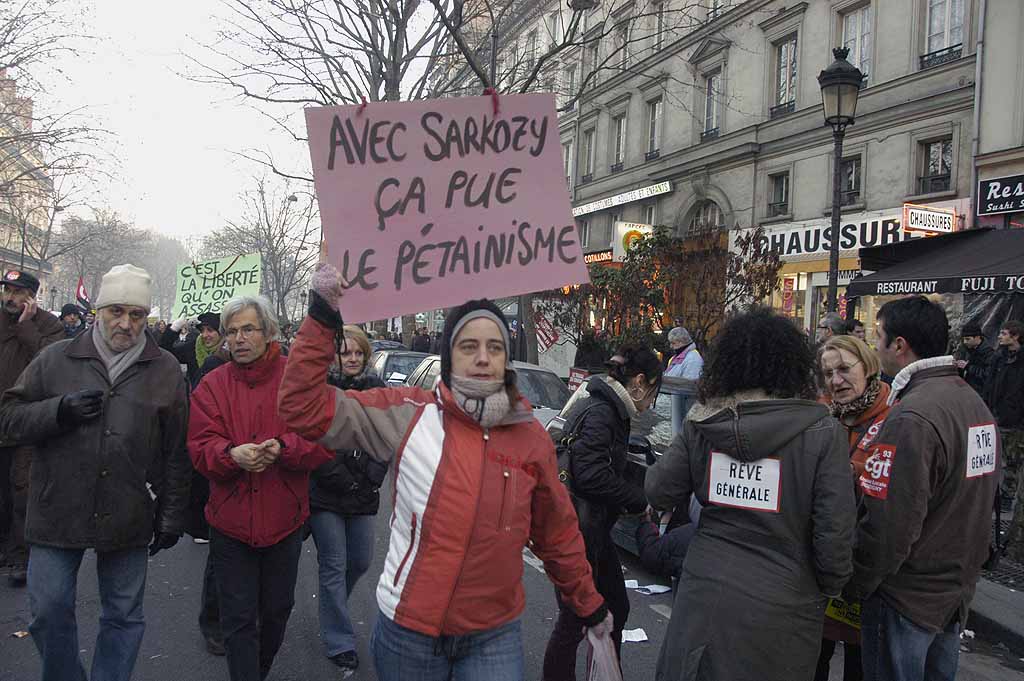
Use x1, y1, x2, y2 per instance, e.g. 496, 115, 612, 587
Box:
188, 295, 332, 681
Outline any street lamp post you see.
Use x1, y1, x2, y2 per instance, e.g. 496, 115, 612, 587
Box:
818, 47, 863, 314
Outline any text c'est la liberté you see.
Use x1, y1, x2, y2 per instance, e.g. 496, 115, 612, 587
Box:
321, 109, 581, 291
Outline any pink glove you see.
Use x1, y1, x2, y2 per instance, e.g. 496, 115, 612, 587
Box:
310, 262, 345, 312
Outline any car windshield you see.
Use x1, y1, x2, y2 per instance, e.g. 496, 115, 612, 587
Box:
384, 354, 428, 380
517, 368, 571, 410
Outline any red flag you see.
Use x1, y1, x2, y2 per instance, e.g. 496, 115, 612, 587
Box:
76, 277, 91, 311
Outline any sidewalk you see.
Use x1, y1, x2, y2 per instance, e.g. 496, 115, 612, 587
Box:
973, 560, 1024, 655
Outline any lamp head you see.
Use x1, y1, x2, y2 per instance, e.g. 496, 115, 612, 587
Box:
818, 47, 863, 131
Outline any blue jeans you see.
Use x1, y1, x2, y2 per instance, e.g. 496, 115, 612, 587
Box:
371, 610, 524, 681
28, 544, 148, 681
309, 511, 375, 657
861, 595, 960, 681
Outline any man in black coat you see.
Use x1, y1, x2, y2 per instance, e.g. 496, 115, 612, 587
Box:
955, 323, 993, 396
987, 321, 1024, 563
0, 264, 190, 680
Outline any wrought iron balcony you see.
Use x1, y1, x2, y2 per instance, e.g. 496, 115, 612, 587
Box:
610, 162, 624, 173
770, 100, 795, 119
767, 201, 789, 217
919, 44, 962, 70
840, 189, 861, 206
645, 149, 660, 161
580, 173, 593, 185
918, 173, 951, 194
700, 127, 719, 142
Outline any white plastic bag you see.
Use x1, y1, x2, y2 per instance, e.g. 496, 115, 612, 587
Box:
586, 628, 623, 681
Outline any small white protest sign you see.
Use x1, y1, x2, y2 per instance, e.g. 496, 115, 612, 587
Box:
707, 451, 781, 513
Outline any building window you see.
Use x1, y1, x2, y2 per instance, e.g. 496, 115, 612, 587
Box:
643, 203, 656, 226
615, 23, 630, 68
611, 114, 627, 171
709, 0, 728, 21
646, 98, 661, 158
925, 0, 964, 56
842, 5, 872, 83
654, 1, 666, 50
688, 200, 723, 236
586, 42, 600, 88
579, 219, 590, 248
581, 128, 595, 182
840, 156, 862, 205
703, 71, 720, 137
774, 35, 798, 109
919, 138, 952, 193
562, 141, 573, 187
525, 31, 538, 71
768, 172, 790, 217
546, 11, 561, 49
562, 65, 577, 109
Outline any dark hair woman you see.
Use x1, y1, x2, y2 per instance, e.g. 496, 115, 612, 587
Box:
814, 334, 892, 681
308, 324, 388, 671
645, 307, 856, 681
542, 345, 663, 680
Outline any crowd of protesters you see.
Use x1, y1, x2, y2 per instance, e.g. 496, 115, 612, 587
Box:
0, 254, 1018, 681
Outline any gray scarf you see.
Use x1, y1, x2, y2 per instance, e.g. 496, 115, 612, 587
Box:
449, 375, 513, 428
92, 322, 147, 384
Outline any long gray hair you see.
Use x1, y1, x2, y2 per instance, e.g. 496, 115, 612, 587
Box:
219, 295, 281, 341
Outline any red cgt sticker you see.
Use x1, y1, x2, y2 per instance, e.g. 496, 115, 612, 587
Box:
860, 445, 895, 500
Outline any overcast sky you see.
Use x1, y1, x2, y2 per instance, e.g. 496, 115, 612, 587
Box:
37, 0, 309, 242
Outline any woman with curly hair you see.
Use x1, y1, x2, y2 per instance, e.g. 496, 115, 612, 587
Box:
645, 306, 856, 681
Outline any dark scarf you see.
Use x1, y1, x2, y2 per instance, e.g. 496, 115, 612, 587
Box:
829, 375, 882, 419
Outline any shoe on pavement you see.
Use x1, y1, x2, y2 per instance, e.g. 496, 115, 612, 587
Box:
8, 567, 27, 587
193, 537, 210, 544
329, 651, 359, 670
205, 635, 226, 656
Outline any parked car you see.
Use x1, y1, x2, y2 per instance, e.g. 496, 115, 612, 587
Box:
403, 355, 572, 427
545, 374, 698, 554
371, 339, 408, 352
369, 350, 429, 385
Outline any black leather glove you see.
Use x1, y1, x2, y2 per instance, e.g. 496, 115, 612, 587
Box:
57, 390, 105, 427
308, 289, 344, 330
148, 532, 180, 556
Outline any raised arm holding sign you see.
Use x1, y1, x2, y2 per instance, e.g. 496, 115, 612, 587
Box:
303, 93, 589, 324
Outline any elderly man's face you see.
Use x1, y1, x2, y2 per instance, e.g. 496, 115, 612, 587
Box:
98, 305, 148, 353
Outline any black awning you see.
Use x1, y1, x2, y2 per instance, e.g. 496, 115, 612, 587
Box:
847, 228, 1024, 297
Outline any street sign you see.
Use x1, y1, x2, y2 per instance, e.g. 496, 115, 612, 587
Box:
902, 203, 955, 234
978, 173, 1024, 216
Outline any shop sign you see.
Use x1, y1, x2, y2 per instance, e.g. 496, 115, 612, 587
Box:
583, 248, 614, 265
613, 221, 652, 260
756, 211, 920, 260
978, 174, 1024, 216
903, 203, 955, 234
571, 181, 673, 217
855, 274, 1024, 296
782, 277, 795, 313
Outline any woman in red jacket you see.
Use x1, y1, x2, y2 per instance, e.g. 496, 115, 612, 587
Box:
816, 334, 892, 681
279, 259, 612, 681
188, 295, 332, 681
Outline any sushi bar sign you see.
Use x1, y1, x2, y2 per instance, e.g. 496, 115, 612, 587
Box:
978, 173, 1024, 216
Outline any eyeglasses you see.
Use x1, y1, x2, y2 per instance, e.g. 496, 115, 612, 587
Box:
822, 360, 862, 382
225, 325, 263, 339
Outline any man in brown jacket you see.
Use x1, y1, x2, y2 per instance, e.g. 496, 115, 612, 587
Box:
0, 270, 63, 585
846, 296, 998, 681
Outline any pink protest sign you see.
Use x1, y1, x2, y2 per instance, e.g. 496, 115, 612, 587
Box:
304, 94, 589, 323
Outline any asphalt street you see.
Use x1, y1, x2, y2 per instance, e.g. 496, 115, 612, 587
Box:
1, 498, 1023, 681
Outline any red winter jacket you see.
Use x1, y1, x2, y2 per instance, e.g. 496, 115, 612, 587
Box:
279, 317, 606, 637
189, 343, 332, 547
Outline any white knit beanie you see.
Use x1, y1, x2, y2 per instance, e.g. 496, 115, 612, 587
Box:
94, 264, 152, 310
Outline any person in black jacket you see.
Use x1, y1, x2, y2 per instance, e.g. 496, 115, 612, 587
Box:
635, 499, 701, 583
308, 324, 388, 672
543, 346, 663, 681
955, 323, 994, 396
160, 311, 223, 387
